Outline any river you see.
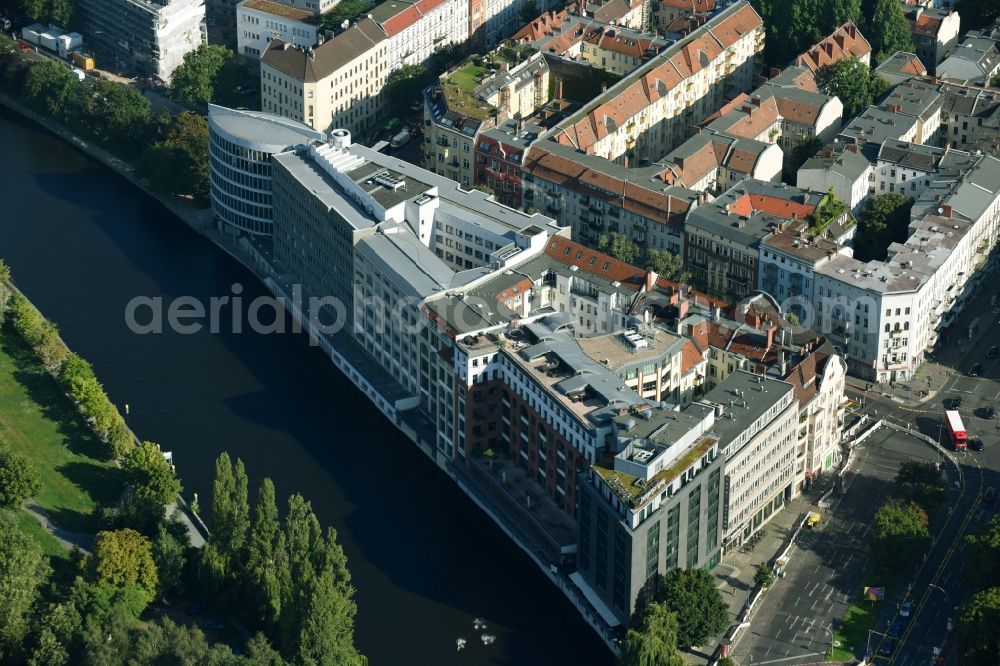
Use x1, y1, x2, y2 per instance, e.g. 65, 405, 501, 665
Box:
0, 107, 614, 666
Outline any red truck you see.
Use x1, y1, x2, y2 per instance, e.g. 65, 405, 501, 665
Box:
945, 410, 966, 449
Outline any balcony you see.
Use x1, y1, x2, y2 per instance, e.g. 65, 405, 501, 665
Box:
437, 137, 450, 147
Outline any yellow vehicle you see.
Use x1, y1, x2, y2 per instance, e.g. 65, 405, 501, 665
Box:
806, 512, 821, 528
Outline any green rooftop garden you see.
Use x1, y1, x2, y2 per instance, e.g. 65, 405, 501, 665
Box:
593, 436, 717, 509
441, 61, 495, 121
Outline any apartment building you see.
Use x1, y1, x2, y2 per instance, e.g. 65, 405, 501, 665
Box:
475, 118, 545, 209
578, 403, 724, 624
237, 0, 320, 58
754, 67, 845, 150
873, 140, 976, 198
210, 0, 341, 45
903, 4, 960, 73
797, 143, 873, 214
422, 52, 550, 187
684, 181, 854, 301
938, 82, 1000, 152
649, 0, 714, 29
512, 13, 669, 77
522, 145, 697, 256
370, 0, 468, 68
937, 31, 1000, 85
260, 22, 389, 135
807, 155, 1000, 381
658, 130, 784, 194
793, 21, 871, 72
874, 50, 928, 86
548, 1, 764, 165
781, 348, 846, 482
77, 0, 205, 81
469, 0, 560, 47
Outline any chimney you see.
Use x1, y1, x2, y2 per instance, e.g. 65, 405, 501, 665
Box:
940, 203, 953, 217
686, 320, 708, 350
778, 349, 787, 376
601, 83, 608, 93
623, 155, 630, 168
555, 78, 564, 100
766, 324, 776, 350
645, 270, 658, 291
677, 296, 689, 320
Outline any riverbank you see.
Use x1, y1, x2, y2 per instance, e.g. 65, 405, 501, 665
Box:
0, 93, 618, 656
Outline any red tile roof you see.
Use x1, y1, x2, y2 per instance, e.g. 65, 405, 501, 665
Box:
556, 2, 762, 152
511, 8, 571, 41
680, 340, 704, 375
659, 0, 714, 11
729, 193, 817, 219
543, 236, 646, 289
524, 147, 691, 224
380, 5, 422, 37
795, 21, 872, 72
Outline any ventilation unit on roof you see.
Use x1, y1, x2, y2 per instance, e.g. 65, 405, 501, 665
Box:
374, 171, 406, 192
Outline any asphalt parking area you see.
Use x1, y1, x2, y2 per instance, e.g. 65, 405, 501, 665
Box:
731, 428, 945, 665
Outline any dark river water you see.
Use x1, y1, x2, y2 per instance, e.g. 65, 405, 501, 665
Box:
0, 107, 613, 666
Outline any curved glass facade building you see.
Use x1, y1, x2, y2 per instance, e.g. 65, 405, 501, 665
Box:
208, 104, 325, 236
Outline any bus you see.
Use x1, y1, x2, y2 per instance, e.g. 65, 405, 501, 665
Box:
945, 410, 967, 449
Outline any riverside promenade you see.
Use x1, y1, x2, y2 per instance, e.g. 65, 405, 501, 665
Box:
0, 92, 621, 654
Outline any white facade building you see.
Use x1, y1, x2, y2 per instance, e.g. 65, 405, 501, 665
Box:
237, 0, 319, 58
797, 144, 873, 214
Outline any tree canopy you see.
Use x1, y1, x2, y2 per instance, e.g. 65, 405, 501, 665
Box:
619, 603, 685, 666
751, 0, 861, 67
0, 516, 50, 661
169, 45, 244, 107
121, 441, 182, 506
957, 587, 1000, 666
652, 568, 728, 649
870, 500, 929, 569
0, 443, 41, 507
854, 193, 913, 261
138, 112, 211, 204
965, 516, 1000, 589
867, 0, 915, 63
645, 249, 690, 284
816, 56, 890, 119
893, 461, 946, 514
598, 233, 641, 265
90, 528, 159, 603
957, 0, 1000, 33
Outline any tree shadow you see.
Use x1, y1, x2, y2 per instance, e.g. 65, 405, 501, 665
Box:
1, 326, 111, 462
57, 460, 124, 509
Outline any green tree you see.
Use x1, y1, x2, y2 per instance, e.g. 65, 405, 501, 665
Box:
28, 628, 68, 666
139, 112, 210, 203
121, 441, 182, 506
0, 516, 50, 661
870, 500, 929, 569
296, 570, 363, 666
0, 443, 41, 507
855, 193, 912, 261
965, 516, 1000, 588
754, 563, 775, 589
956, 587, 1000, 665
320, 0, 376, 31
598, 232, 640, 265
785, 312, 801, 325
384, 64, 430, 115
867, 0, 914, 63
201, 453, 250, 598
894, 461, 946, 514
84, 80, 153, 156
816, 57, 890, 119
620, 602, 685, 666
169, 44, 236, 107
0, 259, 11, 319
472, 183, 496, 196
47, 0, 73, 25
718, 659, 738, 666
654, 568, 728, 649
90, 528, 159, 603
19, 0, 47, 21
645, 249, 690, 284
29, 600, 82, 666
752, 0, 860, 68
152, 517, 189, 597
22, 59, 75, 116
956, 0, 1000, 32
245, 633, 288, 666
245, 478, 282, 627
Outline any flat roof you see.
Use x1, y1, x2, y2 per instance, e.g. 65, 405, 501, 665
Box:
239, 0, 319, 23
700, 370, 793, 447
208, 104, 324, 152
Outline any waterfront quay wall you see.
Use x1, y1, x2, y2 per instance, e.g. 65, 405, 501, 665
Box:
0, 93, 620, 655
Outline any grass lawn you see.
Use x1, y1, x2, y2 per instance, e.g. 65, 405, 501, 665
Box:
0, 324, 122, 534
1, 507, 69, 558
829, 599, 882, 661
447, 62, 487, 91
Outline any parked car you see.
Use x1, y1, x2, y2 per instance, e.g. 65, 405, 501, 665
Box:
985, 487, 997, 503
888, 618, 905, 638
900, 600, 913, 618
945, 397, 962, 409
969, 438, 984, 451
969, 363, 982, 377
988, 345, 998, 359
879, 638, 896, 656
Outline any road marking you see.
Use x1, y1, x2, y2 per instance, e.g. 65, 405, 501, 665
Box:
795, 595, 801, 607
756, 653, 824, 665
825, 586, 834, 601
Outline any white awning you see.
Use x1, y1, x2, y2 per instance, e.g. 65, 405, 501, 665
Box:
569, 572, 622, 627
